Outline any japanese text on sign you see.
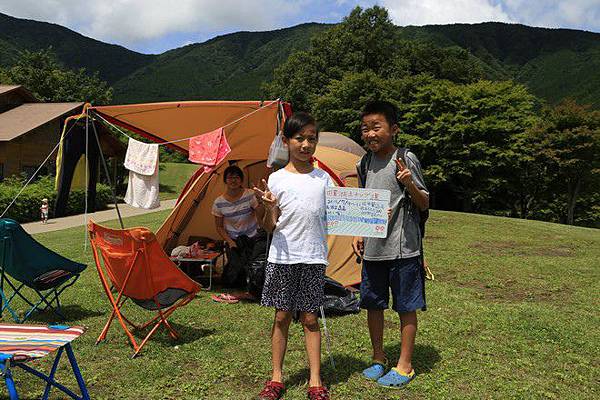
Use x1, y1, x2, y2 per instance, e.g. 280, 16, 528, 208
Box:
326, 187, 391, 238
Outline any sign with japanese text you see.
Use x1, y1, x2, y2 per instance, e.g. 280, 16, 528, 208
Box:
326, 187, 391, 238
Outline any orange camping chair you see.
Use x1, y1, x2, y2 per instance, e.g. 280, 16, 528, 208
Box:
87, 220, 201, 357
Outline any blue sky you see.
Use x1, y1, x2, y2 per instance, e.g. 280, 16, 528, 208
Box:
1, 0, 599, 54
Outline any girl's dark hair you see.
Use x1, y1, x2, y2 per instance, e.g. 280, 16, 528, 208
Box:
282, 112, 318, 138
360, 100, 398, 127
223, 165, 244, 182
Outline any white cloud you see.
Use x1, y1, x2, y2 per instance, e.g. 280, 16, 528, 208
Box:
503, 0, 600, 31
381, 0, 600, 32
0, 0, 307, 47
381, 0, 513, 26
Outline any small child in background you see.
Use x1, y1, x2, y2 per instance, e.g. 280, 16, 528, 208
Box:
40, 198, 49, 224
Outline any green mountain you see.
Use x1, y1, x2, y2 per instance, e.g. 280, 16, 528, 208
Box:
111, 23, 329, 103
398, 23, 600, 107
0, 12, 155, 83
1, 11, 600, 107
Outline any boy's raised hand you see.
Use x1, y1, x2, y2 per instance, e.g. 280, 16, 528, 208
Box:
252, 179, 277, 209
395, 158, 413, 186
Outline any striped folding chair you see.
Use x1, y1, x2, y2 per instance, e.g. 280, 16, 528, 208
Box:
0, 323, 89, 400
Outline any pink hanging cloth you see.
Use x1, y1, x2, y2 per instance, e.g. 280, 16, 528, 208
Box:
188, 127, 231, 172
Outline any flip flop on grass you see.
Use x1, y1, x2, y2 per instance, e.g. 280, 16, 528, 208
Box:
210, 293, 239, 304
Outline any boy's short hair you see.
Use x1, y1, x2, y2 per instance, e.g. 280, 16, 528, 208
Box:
360, 100, 398, 127
283, 112, 319, 139
223, 165, 244, 182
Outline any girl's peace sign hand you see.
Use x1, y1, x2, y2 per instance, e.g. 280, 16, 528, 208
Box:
253, 179, 277, 209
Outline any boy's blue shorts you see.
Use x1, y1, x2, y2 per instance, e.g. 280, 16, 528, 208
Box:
360, 256, 426, 313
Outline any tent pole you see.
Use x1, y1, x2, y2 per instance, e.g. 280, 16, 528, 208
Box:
320, 306, 335, 370
90, 111, 124, 229
84, 111, 89, 250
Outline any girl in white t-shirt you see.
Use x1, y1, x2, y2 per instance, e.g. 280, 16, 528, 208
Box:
253, 112, 332, 400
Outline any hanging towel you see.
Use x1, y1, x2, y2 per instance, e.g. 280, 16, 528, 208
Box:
188, 127, 231, 172
124, 170, 160, 209
124, 138, 159, 176
124, 138, 160, 209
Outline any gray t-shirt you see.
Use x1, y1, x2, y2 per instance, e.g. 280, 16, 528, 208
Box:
359, 149, 428, 261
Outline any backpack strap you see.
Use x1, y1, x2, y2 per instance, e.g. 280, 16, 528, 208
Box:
357, 151, 372, 188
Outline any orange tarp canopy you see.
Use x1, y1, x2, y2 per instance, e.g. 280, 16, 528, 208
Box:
90, 100, 280, 160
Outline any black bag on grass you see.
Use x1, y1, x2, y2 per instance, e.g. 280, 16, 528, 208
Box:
321, 277, 360, 316
222, 235, 252, 288
245, 231, 268, 297
247, 254, 267, 299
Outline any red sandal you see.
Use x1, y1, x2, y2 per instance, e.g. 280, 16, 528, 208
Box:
256, 380, 285, 400
307, 386, 330, 400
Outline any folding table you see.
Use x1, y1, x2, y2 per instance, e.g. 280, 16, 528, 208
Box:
170, 251, 222, 291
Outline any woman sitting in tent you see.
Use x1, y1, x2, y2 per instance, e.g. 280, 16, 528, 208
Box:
212, 165, 266, 288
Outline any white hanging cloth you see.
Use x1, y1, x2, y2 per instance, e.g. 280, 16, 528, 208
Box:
123, 138, 160, 209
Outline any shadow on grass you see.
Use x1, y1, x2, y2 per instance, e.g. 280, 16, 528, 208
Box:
287, 343, 441, 386
386, 343, 441, 374
159, 183, 176, 195
21, 304, 105, 324
131, 321, 215, 346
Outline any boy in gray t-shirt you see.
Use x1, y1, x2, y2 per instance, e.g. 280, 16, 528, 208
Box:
352, 101, 429, 389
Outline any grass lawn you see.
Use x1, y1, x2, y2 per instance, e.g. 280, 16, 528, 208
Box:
6, 210, 600, 399
158, 162, 200, 200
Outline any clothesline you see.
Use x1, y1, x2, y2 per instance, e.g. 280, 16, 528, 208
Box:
91, 98, 281, 147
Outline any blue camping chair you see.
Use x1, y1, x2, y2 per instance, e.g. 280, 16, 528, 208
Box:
0, 219, 86, 323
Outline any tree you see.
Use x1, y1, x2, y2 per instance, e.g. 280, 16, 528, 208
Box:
313, 71, 433, 141
0, 68, 10, 84
0, 48, 112, 104
263, 6, 483, 113
397, 80, 540, 212
528, 100, 600, 225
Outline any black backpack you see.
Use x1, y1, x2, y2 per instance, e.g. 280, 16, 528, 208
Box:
357, 148, 429, 238
246, 254, 267, 299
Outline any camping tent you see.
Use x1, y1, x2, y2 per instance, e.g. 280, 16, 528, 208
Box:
90, 100, 363, 286
318, 132, 365, 157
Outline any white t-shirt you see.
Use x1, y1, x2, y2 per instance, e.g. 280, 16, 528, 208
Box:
211, 189, 259, 239
267, 168, 334, 265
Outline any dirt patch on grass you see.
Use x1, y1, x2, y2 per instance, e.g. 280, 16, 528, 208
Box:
531, 246, 575, 257
469, 241, 576, 257
455, 277, 571, 303
442, 271, 571, 304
